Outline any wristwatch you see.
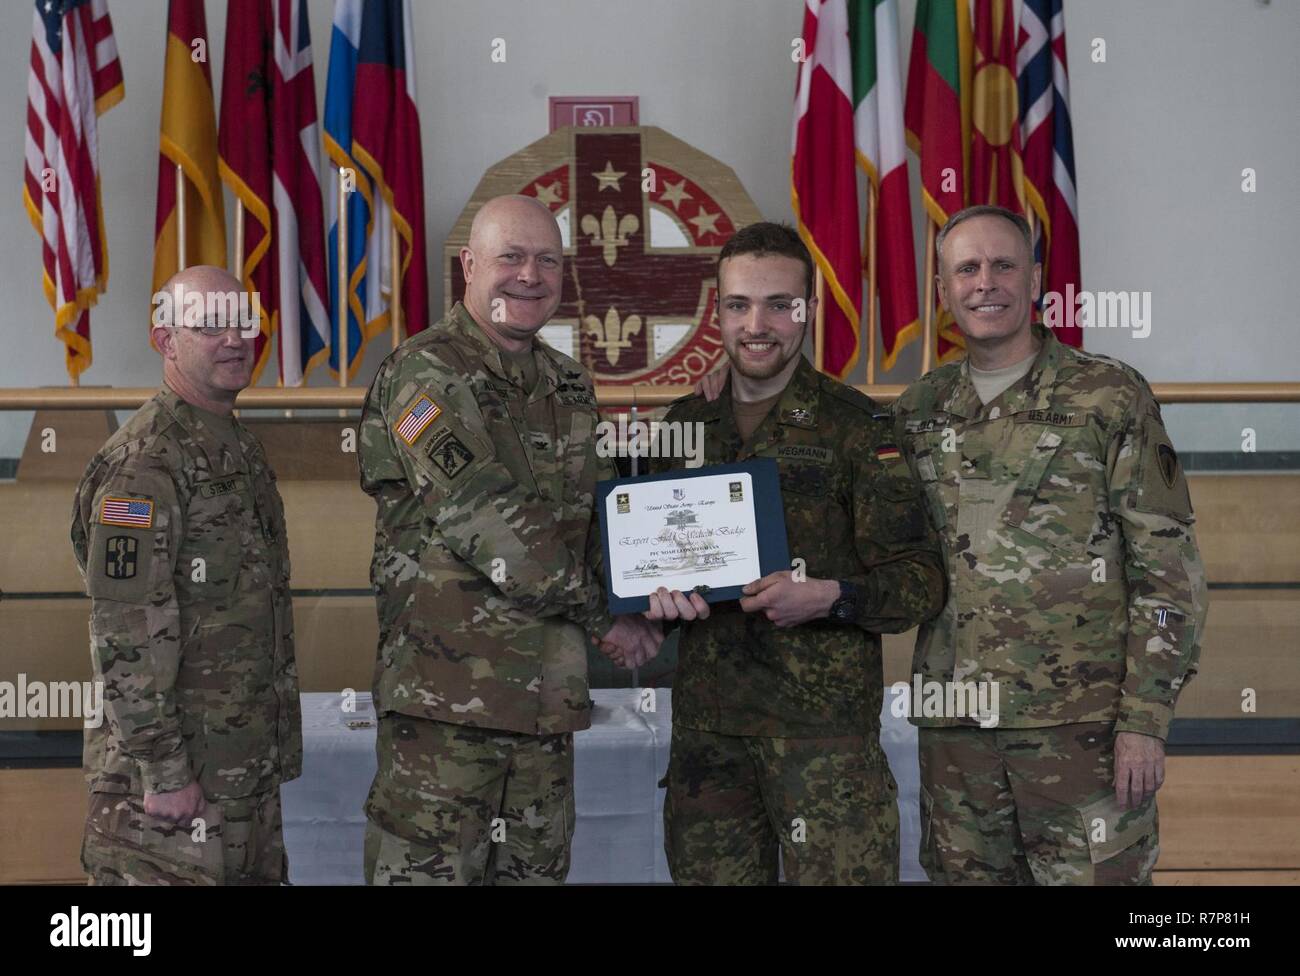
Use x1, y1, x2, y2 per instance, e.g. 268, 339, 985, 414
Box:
827, 580, 861, 624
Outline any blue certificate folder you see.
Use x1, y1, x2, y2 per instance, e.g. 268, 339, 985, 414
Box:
595, 458, 790, 615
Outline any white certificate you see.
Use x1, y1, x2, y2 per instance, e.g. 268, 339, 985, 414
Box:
604, 472, 761, 600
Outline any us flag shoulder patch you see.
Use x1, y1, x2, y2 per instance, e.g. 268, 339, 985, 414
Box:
876, 444, 901, 463
100, 496, 154, 529
395, 394, 442, 446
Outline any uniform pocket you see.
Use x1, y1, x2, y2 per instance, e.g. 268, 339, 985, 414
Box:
1077, 794, 1156, 864
83, 793, 225, 885
1002, 427, 1094, 558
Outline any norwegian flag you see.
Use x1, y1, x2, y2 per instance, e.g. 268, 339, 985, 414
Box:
24, 0, 123, 381
1018, 0, 1082, 348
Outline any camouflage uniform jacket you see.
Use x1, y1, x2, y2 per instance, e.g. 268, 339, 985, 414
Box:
359, 302, 615, 736
656, 356, 946, 737
71, 386, 302, 800
895, 325, 1209, 739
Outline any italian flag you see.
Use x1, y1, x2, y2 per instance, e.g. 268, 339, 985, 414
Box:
905, 0, 973, 363
792, 0, 861, 380
850, 0, 919, 373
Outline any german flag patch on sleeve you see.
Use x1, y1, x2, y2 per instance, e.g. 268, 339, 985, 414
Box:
394, 394, 442, 446
100, 495, 154, 529
875, 444, 901, 463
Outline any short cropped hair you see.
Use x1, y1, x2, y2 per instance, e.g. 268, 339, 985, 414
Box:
936, 205, 1033, 265
718, 222, 815, 300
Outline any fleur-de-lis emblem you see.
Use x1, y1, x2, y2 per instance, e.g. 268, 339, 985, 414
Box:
582, 307, 643, 367
580, 205, 639, 267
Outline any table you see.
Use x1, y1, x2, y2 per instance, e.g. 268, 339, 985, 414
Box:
281, 688, 925, 884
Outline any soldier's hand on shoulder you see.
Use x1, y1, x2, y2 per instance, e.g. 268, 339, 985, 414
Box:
693, 361, 729, 403
1114, 731, 1165, 810
143, 780, 207, 825
739, 572, 839, 628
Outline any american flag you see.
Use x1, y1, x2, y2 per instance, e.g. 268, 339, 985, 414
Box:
100, 497, 153, 528
24, 0, 123, 381
395, 395, 440, 444
1018, 0, 1082, 348
273, 0, 331, 385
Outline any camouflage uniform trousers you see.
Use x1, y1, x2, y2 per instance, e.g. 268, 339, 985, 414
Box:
364, 714, 575, 885
663, 726, 900, 885
82, 788, 286, 885
918, 722, 1160, 885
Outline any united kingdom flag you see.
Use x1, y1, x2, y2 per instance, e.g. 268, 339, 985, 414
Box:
1017, 0, 1082, 348
221, 0, 332, 385
272, 0, 331, 384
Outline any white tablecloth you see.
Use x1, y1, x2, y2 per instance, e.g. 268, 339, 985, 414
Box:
282, 688, 925, 884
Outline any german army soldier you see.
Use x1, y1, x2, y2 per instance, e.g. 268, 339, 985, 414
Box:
639, 222, 946, 884
359, 194, 660, 885
895, 205, 1209, 884
71, 265, 301, 885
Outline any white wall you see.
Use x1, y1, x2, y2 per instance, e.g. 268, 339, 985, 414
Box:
1, 0, 1296, 460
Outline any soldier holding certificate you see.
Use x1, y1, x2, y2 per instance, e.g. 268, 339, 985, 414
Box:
640, 223, 946, 884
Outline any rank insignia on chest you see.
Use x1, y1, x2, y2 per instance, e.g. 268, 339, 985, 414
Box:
104, 536, 138, 579
395, 394, 442, 445
876, 444, 901, 463
100, 495, 154, 528
426, 429, 475, 479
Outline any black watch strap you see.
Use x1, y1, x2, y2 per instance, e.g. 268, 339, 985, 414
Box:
828, 580, 861, 623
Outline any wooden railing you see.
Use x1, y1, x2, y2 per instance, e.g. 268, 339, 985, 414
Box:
1, 382, 1298, 411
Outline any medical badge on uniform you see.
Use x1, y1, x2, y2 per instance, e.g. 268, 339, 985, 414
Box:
394, 394, 442, 446
99, 496, 154, 528
426, 430, 475, 479
104, 536, 138, 579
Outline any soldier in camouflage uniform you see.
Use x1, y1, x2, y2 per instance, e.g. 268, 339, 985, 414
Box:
895, 206, 1208, 885
71, 265, 301, 885
359, 195, 660, 885
643, 223, 946, 884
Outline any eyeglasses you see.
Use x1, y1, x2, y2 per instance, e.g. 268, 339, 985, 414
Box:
194, 322, 237, 338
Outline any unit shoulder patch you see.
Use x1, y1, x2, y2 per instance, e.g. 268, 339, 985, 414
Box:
103, 535, 138, 579
425, 427, 476, 480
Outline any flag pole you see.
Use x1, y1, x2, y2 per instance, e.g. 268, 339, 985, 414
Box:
233, 200, 244, 276
813, 266, 825, 373
390, 221, 401, 349
337, 169, 349, 389
232, 199, 243, 418
175, 164, 186, 270
921, 221, 935, 374
866, 182, 878, 386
